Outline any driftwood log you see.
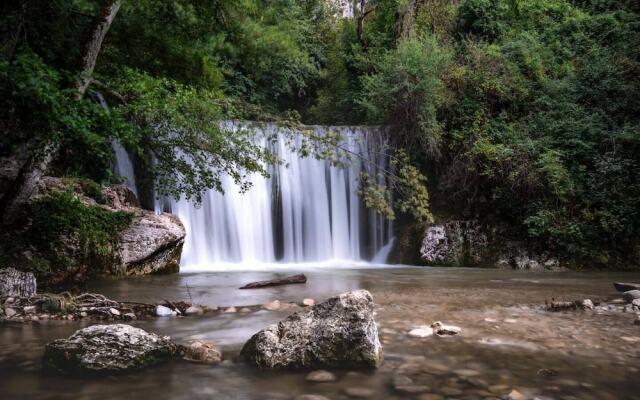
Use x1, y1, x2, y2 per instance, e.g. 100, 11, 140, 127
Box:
613, 282, 640, 293
239, 274, 307, 290
0, 268, 37, 298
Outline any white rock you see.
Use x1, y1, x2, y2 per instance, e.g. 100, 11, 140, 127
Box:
581, 299, 594, 310
109, 308, 121, 316
262, 300, 281, 311
223, 306, 237, 313
23, 305, 36, 314
303, 298, 315, 306
408, 326, 434, 338
155, 305, 173, 317
185, 306, 204, 315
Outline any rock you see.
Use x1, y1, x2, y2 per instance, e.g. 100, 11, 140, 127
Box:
440, 387, 463, 396
305, 370, 337, 382
420, 222, 469, 266
181, 340, 221, 364
185, 306, 204, 316
80, 311, 88, 318
0, 268, 37, 298
408, 326, 434, 338
344, 387, 374, 398
23, 305, 36, 314
497, 244, 560, 271
504, 389, 526, 400
155, 305, 173, 317
431, 321, 461, 337
418, 395, 444, 400
581, 299, 594, 310
114, 210, 185, 276
240, 273, 307, 289
43, 324, 177, 374
294, 395, 331, 400
623, 290, 640, 302
123, 312, 136, 320
303, 298, 315, 306
632, 299, 640, 307
224, 306, 237, 313
614, 282, 640, 293
263, 300, 281, 311
241, 290, 383, 369
109, 308, 121, 316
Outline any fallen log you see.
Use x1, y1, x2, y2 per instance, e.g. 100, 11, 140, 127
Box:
613, 282, 640, 293
239, 274, 307, 289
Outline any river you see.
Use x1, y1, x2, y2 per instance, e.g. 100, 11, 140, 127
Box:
1, 266, 639, 400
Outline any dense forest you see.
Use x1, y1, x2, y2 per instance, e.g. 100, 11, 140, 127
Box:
1, 0, 639, 270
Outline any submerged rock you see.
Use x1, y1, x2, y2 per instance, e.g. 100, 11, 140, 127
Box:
241, 289, 383, 369
43, 324, 178, 374
305, 370, 337, 382
0, 268, 37, 298
431, 321, 461, 337
408, 326, 434, 338
181, 340, 221, 364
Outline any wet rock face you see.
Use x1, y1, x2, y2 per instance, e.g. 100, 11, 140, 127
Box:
241, 290, 383, 370
0, 268, 36, 298
419, 221, 489, 266
43, 324, 178, 374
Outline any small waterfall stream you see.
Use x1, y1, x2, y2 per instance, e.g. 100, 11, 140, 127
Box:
115, 121, 394, 269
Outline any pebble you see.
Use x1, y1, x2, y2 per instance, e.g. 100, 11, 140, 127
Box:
156, 305, 173, 317
409, 326, 434, 338
431, 321, 461, 336
185, 306, 204, 315
454, 369, 480, 377
182, 340, 222, 364
80, 311, 88, 317
223, 306, 237, 313
303, 298, 315, 306
306, 370, 337, 383
418, 395, 444, 400
4, 307, 16, 318
581, 299, 594, 310
504, 318, 518, 324
344, 387, 374, 398
239, 307, 251, 313
40, 314, 50, 320
263, 300, 281, 311
23, 306, 36, 314
109, 308, 121, 316
295, 395, 331, 400
4, 297, 14, 305
623, 290, 640, 302
440, 387, 463, 396
123, 312, 136, 320
505, 389, 526, 400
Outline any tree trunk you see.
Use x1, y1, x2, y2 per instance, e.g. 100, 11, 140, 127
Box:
356, 0, 375, 49
0, 2, 121, 224
394, 0, 419, 44
74, 0, 122, 99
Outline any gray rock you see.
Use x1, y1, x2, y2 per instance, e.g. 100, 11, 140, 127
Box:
241, 290, 383, 369
43, 324, 177, 374
614, 282, 640, 292
23, 305, 36, 314
0, 268, 37, 298
4, 307, 16, 318
623, 290, 640, 302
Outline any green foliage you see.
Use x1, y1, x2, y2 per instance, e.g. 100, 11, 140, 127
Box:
28, 190, 133, 271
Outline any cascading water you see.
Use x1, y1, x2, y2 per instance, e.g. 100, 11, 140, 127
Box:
166, 122, 394, 269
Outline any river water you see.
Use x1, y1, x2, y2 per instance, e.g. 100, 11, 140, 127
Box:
1, 267, 640, 400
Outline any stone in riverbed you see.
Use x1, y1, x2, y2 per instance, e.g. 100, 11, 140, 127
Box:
431, 321, 461, 337
306, 370, 337, 382
623, 290, 640, 303
241, 290, 383, 369
181, 340, 221, 364
43, 324, 178, 374
155, 305, 173, 317
614, 282, 640, 293
408, 326, 434, 338
344, 387, 375, 398
185, 306, 204, 316
23, 305, 36, 314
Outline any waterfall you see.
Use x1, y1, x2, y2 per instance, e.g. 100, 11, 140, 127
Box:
165, 122, 394, 269
94, 91, 139, 197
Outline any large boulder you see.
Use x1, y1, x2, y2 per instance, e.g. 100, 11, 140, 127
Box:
419, 220, 490, 266
0, 267, 36, 298
43, 324, 178, 374
112, 209, 185, 276
240, 290, 383, 370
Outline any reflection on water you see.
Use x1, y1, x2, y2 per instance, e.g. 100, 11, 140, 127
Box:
1, 267, 640, 400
